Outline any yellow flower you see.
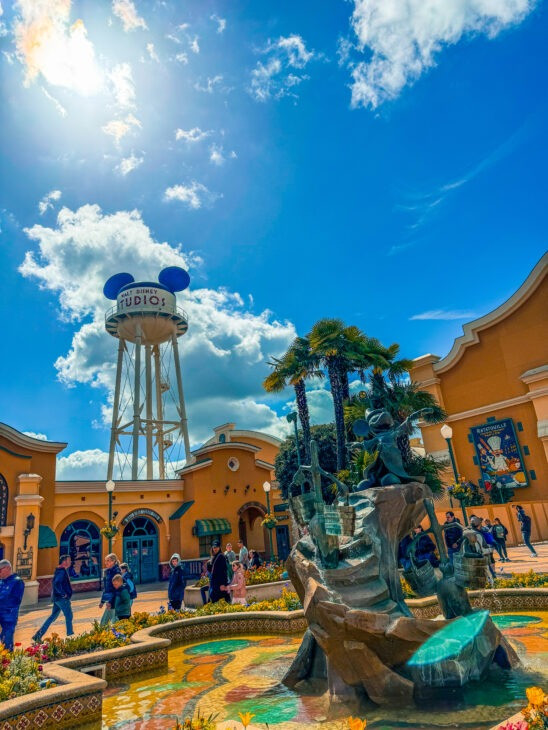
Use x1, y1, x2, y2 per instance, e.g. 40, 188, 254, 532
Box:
347, 718, 367, 730
238, 712, 255, 728
526, 686, 545, 707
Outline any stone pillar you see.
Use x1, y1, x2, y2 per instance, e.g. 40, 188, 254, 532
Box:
14, 474, 44, 607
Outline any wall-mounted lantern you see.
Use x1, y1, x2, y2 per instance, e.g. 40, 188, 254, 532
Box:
23, 513, 35, 550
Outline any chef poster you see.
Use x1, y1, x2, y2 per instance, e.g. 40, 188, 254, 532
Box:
470, 418, 528, 490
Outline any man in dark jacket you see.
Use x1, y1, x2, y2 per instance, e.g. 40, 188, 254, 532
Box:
209, 541, 231, 603
443, 511, 463, 563
33, 555, 74, 642
168, 553, 186, 610
0, 560, 25, 650
513, 504, 537, 557
99, 553, 122, 625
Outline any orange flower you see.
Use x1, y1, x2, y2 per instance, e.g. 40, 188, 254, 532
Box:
238, 712, 255, 728
347, 718, 367, 730
526, 686, 545, 707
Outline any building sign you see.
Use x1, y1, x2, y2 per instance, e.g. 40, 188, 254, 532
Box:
470, 418, 528, 490
121, 508, 163, 525
117, 286, 176, 315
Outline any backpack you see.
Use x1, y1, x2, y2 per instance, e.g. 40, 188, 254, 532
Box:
124, 574, 137, 599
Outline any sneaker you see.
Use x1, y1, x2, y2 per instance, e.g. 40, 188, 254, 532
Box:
530, 553, 538, 558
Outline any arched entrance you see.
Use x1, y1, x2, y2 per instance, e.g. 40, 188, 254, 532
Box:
238, 502, 267, 556
123, 517, 159, 584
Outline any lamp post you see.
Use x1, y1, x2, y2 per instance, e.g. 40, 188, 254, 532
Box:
286, 412, 301, 466
440, 425, 468, 526
263, 481, 275, 561
105, 480, 115, 552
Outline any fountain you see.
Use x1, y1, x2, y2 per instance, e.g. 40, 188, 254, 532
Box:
282, 407, 519, 707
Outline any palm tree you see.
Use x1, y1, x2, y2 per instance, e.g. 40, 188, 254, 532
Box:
263, 336, 319, 461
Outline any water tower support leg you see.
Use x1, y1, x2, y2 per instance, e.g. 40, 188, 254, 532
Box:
107, 338, 125, 481
132, 328, 142, 480
153, 345, 165, 479
145, 345, 153, 480
172, 334, 192, 466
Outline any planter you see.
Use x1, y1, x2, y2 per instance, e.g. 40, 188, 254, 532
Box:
184, 579, 293, 608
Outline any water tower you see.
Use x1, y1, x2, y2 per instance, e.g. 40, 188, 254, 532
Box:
103, 267, 193, 480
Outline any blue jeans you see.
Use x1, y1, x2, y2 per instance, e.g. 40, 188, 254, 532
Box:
447, 547, 459, 564
100, 605, 116, 625
522, 532, 537, 556
36, 598, 73, 638
0, 620, 16, 650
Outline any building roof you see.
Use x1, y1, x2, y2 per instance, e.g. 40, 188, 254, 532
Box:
413, 252, 547, 374
0, 422, 67, 455
204, 424, 282, 448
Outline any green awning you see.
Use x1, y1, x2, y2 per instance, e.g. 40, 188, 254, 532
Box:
274, 502, 288, 513
194, 518, 231, 537
38, 525, 58, 549
170, 500, 195, 521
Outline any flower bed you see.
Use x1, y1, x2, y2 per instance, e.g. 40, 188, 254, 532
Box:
0, 646, 53, 702
401, 571, 548, 598
195, 563, 286, 588
494, 685, 547, 730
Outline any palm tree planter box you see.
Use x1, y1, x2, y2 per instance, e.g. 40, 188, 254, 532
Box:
184, 579, 293, 608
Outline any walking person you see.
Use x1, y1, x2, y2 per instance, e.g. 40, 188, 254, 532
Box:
492, 518, 510, 561
237, 539, 249, 569
33, 555, 73, 642
111, 575, 132, 620
443, 511, 463, 563
0, 560, 24, 650
209, 540, 231, 603
228, 561, 247, 605
99, 553, 121, 625
168, 553, 186, 610
513, 505, 537, 557
120, 563, 137, 606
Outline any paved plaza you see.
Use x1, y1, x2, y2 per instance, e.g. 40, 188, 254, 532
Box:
13, 541, 548, 648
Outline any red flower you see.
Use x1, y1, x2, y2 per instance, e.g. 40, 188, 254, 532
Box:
14, 643, 21, 647
37, 665, 43, 671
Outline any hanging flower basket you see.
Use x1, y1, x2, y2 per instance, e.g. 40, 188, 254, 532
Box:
100, 521, 119, 540
261, 514, 278, 529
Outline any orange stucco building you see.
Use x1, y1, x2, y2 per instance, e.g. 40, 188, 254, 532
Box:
410, 252, 547, 545
0, 421, 288, 605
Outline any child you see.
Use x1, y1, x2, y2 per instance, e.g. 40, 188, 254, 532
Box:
120, 562, 137, 605
112, 574, 132, 620
228, 561, 247, 605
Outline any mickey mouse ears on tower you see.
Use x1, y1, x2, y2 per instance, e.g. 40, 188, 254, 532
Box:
103, 267, 191, 299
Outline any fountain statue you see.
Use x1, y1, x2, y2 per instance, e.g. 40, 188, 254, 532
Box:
282, 409, 519, 707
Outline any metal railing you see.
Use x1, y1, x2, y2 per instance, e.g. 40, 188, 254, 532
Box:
105, 304, 188, 322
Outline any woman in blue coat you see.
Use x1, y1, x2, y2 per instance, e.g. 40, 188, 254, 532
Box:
168, 553, 186, 610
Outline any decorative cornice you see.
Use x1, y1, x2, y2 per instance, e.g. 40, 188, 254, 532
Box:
417, 377, 441, 387
420, 388, 548, 424
177, 458, 213, 475
0, 423, 67, 454
55, 479, 183, 493
203, 428, 282, 448
192, 441, 261, 457
412, 354, 441, 367
520, 364, 548, 385
255, 459, 275, 471
538, 419, 548, 440
428, 253, 547, 374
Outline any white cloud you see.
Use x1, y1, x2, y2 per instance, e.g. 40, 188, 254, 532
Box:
20, 204, 296, 473
14, 1, 103, 95
249, 34, 315, 101
38, 189, 62, 215
41, 86, 67, 116
164, 181, 220, 209
189, 35, 200, 54
23, 431, 48, 441
146, 43, 159, 62
209, 144, 225, 166
410, 309, 478, 321
102, 114, 141, 145
346, 0, 537, 109
115, 152, 144, 175
109, 63, 135, 109
175, 52, 189, 64
194, 75, 223, 93
175, 127, 211, 143
210, 14, 226, 34
112, 0, 147, 32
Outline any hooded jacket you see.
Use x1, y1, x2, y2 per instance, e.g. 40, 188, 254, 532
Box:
168, 553, 186, 603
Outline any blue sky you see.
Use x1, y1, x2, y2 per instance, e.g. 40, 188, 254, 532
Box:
0, 0, 546, 478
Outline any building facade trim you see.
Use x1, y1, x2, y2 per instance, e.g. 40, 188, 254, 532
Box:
0, 422, 67, 454
432, 252, 547, 374
445, 388, 548, 423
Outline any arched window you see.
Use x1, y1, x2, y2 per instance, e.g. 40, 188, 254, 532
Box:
123, 517, 158, 537
0, 474, 8, 527
60, 520, 101, 580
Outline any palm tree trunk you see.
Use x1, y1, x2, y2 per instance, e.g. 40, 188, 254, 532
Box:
340, 366, 350, 402
294, 378, 311, 461
327, 357, 346, 471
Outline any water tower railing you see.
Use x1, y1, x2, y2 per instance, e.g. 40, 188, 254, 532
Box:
105, 304, 188, 322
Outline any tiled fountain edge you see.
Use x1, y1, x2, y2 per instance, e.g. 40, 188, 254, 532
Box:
0, 589, 545, 728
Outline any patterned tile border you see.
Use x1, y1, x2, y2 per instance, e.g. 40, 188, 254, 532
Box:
0, 589, 544, 728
